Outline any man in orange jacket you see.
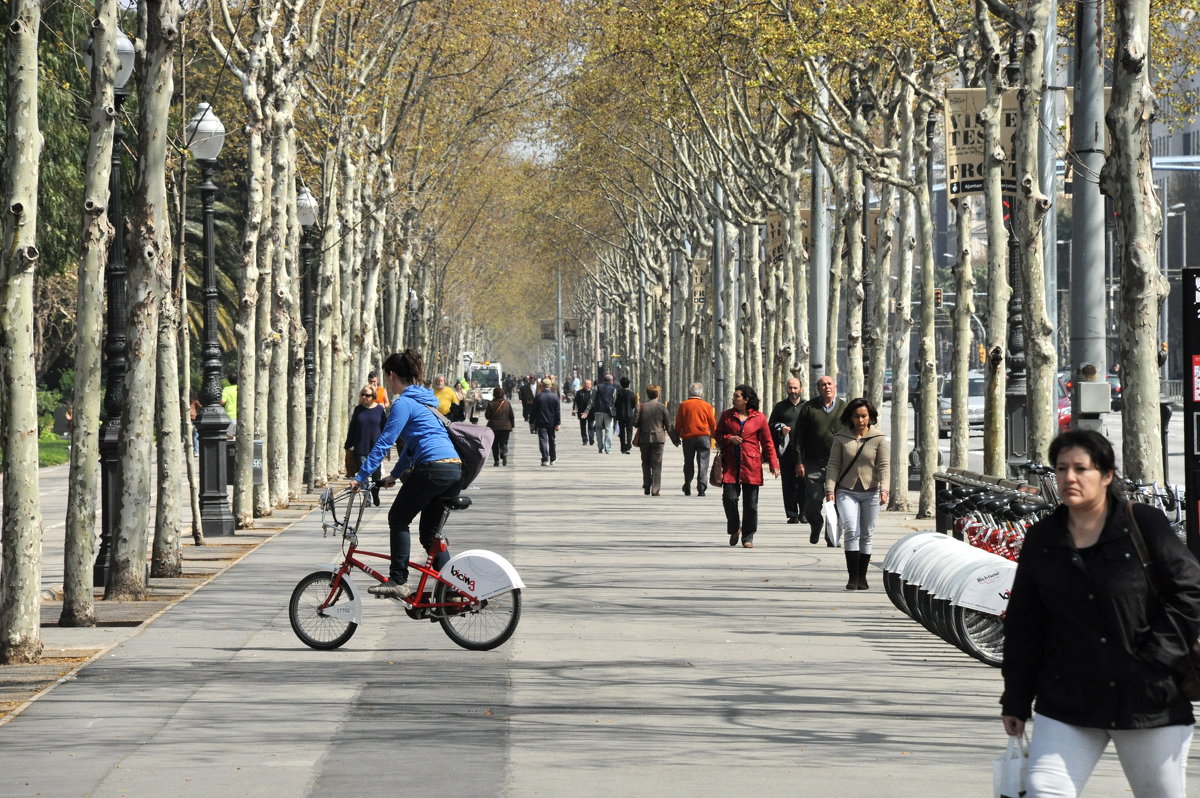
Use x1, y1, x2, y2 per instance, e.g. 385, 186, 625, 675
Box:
674, 382, 717, 496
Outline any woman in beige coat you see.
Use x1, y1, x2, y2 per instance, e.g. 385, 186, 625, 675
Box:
634, 384, 671, 495
824, 397, 889, 590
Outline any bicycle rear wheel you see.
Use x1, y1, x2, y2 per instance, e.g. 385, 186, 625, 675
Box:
434, 582, 521, 651
290, 571, 358, 650
953, 606, 1004, 667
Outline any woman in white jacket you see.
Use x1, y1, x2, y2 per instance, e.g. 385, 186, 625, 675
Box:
824, 397, 889, 590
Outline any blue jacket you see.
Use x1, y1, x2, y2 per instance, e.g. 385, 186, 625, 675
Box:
356, 385, 458, 482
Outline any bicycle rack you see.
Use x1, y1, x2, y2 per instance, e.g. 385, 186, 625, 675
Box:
890, 465, 1187, 668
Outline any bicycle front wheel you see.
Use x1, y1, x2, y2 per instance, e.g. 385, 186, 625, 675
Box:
434, 583, 522, 651
290, 571, 358, 650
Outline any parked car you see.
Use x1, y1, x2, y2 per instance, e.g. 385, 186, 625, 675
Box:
1056, 375, 1072, 432
882, 370, 893, 402
938, 371, 985, 438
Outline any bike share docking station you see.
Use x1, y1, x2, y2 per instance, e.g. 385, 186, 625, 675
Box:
1182, 267, 1200, 559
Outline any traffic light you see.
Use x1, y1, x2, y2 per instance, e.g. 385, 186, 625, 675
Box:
934, 288, 944, 309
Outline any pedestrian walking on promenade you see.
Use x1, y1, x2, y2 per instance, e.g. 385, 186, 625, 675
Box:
484, 386, 515, 466
348, 349, 462, 600
587, 373, 618, 454
368, 371, 390, 408
573, 379, 595, 445
532, 377, 561, 465
674, 382, 716, 496
634, 384, 670, 495
432, 374, 458, 416
1001, 429, 1200, 798
615, 375, 639, 454
345, 384, 388, 506
794, 375, 846, 545
715, 384, 778, 548
519, 374, 536, 424
768, 377, 806, 523
824, 397, 889, 589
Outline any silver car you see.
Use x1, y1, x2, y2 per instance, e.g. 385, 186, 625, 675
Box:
939, 372, 985, 437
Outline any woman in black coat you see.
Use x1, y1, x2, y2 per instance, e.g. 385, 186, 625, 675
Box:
1001, 429, 1200, 797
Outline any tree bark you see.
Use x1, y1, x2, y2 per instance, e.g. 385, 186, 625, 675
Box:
62, 0, 120, 627
976, 0, 1010, 477
949, 197, 976, 469
0, 0, 45, 664
1012, 0, 1057, 465
108, 0, 179, 600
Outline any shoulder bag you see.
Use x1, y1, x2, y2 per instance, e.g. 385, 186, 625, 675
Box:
1125, 502, 1200, 700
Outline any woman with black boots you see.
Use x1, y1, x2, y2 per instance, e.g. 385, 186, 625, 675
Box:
824, 397, 889, 590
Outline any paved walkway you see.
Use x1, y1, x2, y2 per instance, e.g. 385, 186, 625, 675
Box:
0, 427, 1191, 796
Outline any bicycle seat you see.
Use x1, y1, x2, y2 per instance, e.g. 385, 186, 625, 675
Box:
441, 495, 472, 511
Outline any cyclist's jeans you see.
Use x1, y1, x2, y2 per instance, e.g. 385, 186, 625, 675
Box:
386, 463, 461, 584
1027, 714, 1191, 798
835, 488, 879, 554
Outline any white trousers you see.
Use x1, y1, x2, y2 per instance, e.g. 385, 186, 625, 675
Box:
1027, 714, 1192, 798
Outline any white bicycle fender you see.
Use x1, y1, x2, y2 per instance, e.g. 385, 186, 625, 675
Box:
307, 564, 363, 625
441, 549, 525, 600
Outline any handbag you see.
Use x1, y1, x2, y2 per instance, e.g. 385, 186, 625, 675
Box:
992, 733, 1029, 798
632, 429, 641, 448
1124, 502, 1200, 700
709, 449, 722, 486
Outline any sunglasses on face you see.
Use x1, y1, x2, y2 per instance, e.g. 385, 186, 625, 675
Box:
361, 393, 373, 398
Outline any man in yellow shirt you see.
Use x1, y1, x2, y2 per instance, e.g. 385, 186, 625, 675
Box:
432, 374, 458, 416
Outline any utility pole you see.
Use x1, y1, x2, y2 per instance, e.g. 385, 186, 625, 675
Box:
1069, 0, 1108, 384
556, 264, 563, 388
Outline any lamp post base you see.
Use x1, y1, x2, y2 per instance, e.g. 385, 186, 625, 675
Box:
95, 418, 122, 587
197, 406, 235, 536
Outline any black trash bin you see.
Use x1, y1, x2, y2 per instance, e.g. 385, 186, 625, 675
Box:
227, 439, 264, 486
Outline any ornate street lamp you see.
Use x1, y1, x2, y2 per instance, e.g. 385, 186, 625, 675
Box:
1003, 44, 1028, 475
296, 185, 319, 487
186, 102, 235, 536
88, 27, 136, 586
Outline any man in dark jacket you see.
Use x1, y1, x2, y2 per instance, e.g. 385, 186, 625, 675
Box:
614, 376, 639, 454
793, 375, 846, 544
518, 375, 536, 424
768, 377, 807, 524
572, 379, 595, 445
532, 377, 561, 466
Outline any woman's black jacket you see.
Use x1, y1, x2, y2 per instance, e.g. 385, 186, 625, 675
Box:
1001, 500, 1200, 729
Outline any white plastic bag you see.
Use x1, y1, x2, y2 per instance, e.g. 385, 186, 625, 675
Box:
993, 734, 1028, 798
821, 499, 841, 547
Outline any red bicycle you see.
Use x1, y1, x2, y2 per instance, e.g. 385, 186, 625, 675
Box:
288, 483, 524, 651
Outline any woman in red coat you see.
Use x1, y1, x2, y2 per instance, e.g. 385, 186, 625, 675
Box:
716, 384, 779, 548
